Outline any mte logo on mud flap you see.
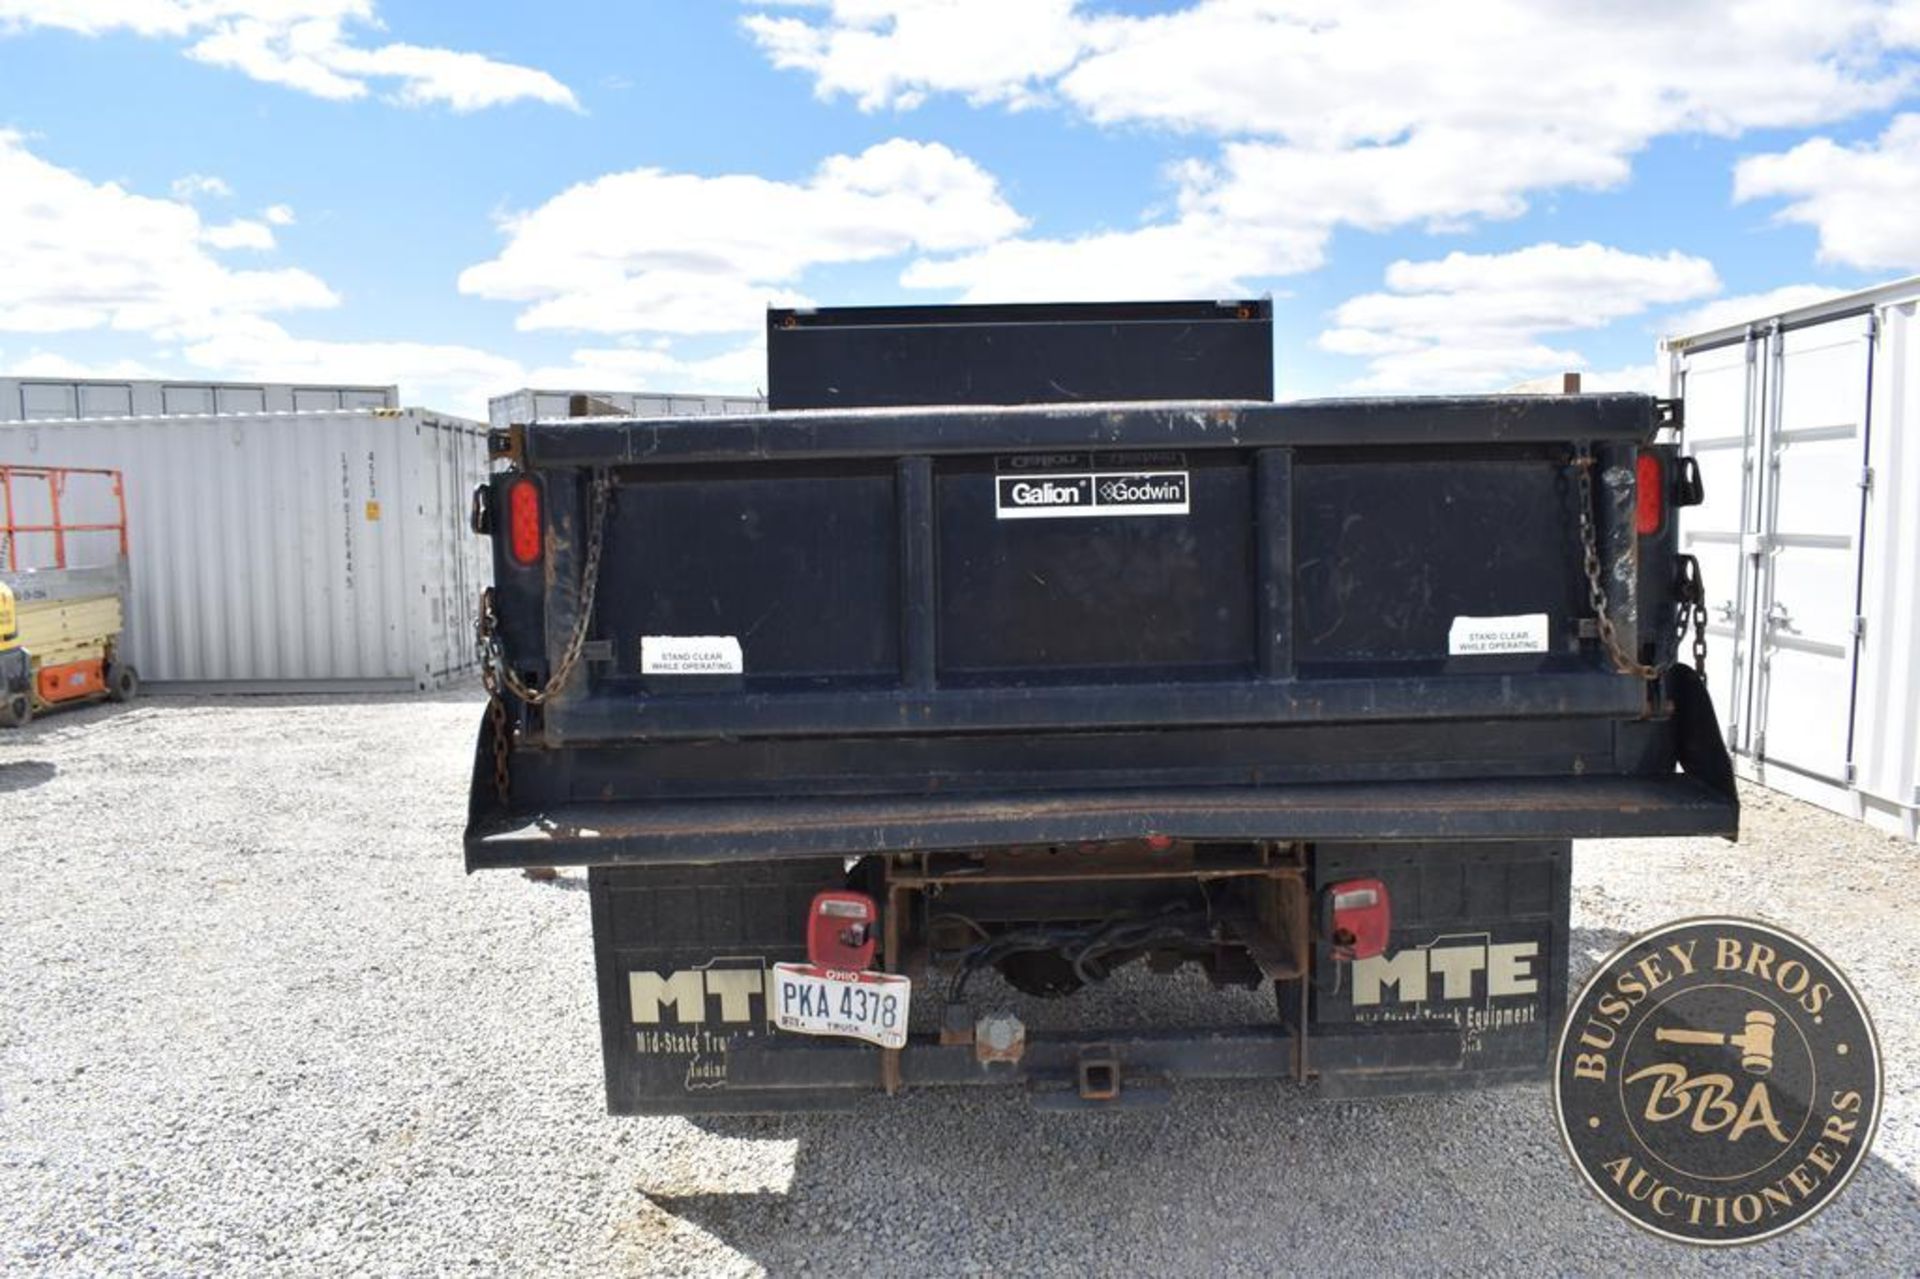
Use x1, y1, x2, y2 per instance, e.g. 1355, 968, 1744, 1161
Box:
1352, 936, 1541, 1006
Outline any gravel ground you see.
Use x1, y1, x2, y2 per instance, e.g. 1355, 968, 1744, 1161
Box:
1, 694, 1915, 1276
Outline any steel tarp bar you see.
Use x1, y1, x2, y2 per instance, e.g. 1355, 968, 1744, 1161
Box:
521, 394, 1658, 466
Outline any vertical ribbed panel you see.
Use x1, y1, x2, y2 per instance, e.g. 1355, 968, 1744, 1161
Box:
0, 409, 491, 689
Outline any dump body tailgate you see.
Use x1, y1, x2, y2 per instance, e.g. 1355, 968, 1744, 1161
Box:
468, 393, 1736, 868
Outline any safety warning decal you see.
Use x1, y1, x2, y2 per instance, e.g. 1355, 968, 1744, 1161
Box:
1447, 613, 1549, 655
641, 635, 743, 675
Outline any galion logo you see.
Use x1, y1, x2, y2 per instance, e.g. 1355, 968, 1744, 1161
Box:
1007, 478, 1089, 508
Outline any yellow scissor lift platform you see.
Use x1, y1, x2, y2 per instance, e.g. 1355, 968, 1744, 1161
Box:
0, 465, 136, 727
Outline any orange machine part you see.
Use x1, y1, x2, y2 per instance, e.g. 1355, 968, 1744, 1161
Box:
38, 658, 106, 704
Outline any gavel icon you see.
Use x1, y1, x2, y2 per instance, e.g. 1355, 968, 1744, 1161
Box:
1654, 1009, 1778, 1075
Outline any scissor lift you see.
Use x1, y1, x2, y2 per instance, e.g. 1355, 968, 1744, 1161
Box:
0, 465, 136, 726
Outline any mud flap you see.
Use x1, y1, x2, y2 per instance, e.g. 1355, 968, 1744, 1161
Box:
590, 859, 868, 1115
1307, 841, 1570, 1098
1668, 663, 1739, 831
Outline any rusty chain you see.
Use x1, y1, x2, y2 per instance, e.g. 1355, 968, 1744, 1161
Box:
1574, 445, 1708, 686
476, 468, 612, 801
482, 682, 512, 803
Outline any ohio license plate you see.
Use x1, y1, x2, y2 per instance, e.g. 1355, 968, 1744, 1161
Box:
770, 963, 911, 1049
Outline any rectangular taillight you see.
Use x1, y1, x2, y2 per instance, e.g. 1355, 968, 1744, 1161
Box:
1635, 452, 1664, 536
506, 476, 542, 565
1325, 877, 1391, 961
806, 891, 877, 970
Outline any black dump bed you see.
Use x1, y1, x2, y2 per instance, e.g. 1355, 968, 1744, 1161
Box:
467, 302, 1736, 870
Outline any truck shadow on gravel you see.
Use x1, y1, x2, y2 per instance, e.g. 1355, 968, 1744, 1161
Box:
631, 931, 1912, 1275
0, 758, 56, 792
649, 1088, 1916, 1275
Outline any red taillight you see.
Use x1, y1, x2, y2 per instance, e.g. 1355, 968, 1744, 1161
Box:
806, 891, 878, 970
1635, 453, 1664, 536
506, 477, 541, 565
1326, 877, 1391, 962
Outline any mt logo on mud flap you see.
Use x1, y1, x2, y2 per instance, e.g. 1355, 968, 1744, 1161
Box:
625, 957, 771, 1091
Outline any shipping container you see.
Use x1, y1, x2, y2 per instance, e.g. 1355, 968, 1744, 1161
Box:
0, 377, 397, 423
488, 388, 764, 432
1662, 273, 1920, 838
0, 408, 489, 691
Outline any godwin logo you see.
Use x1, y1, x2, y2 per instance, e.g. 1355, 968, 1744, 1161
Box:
1098, 476, 1186, 505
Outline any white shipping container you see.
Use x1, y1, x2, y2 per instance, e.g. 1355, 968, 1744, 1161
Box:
0, 377, 397, 423
1663, 274, 1920, 839
489, 387, 764, 431
0, 408, 490, 691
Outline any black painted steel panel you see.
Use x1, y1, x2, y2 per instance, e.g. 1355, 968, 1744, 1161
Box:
765, 300, 1273, 410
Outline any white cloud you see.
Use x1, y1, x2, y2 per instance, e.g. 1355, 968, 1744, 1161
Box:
0, 1, 579, 111
0, 131, 778, 418
743, 0, 1087, 110
178, 318, 522, 418
747, 1, 1920, 284
2, 352, 166, 381
201, 218, 275, 250
1054, 2, 1913, 143
177, 323, 767, 418
1577, 363, 1661, 395
0, 131, 336, 338
1665, 284, 1848, 338
459, 138, 1026, 334
263, 204, 296, 226
170, 173, 232, 200
1319, 242, 1721, 393
525, 342, 769, 398
1734, 114, 1920, 271
902, 215, 1317, 301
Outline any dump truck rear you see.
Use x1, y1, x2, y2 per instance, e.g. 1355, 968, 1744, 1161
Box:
465, 301, 1737, 1113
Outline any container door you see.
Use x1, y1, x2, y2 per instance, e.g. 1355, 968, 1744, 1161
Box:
418, 419, 469, 683
1677, 335, 1762, 751
1749, 315, 1874, 784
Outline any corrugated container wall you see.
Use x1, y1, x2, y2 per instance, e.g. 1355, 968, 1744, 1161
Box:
0, 409, 490, 691
488, 388, 764, 431
1663, 274, 1920, 839
0, 378, 397, 422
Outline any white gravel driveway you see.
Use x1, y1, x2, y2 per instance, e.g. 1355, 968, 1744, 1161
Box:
2, 694, 1914, 1275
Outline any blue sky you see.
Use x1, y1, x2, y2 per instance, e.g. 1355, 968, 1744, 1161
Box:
2, 2, 1918, 416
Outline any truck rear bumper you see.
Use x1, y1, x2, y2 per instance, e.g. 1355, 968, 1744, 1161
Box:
659, 1023, 1473, 1113
467, 773, 1735, 870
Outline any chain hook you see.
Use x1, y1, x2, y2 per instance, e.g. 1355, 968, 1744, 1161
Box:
475, 468, 614, 802
1573, 444, 1708, 685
